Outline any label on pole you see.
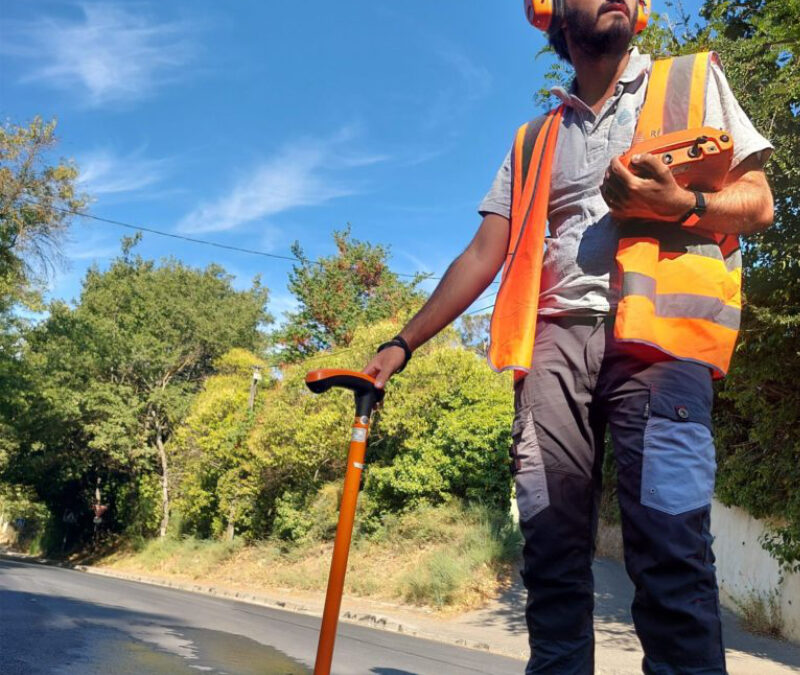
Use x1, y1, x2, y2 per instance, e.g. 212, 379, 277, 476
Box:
351, 428, 367, 442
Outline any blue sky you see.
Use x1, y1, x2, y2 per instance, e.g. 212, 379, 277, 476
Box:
1, 1, 703, 325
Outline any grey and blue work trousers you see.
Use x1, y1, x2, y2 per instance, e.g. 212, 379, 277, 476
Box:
512, 315, 726, 674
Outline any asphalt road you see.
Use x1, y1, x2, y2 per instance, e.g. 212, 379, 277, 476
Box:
0, 558, 527, 674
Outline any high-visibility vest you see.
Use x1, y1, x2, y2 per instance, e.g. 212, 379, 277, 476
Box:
487, 52, 742, 383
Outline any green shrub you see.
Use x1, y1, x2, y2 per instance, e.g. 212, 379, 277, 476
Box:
271, 491, 313, 542
0, 485, 52, 552
396, 503, 521, 607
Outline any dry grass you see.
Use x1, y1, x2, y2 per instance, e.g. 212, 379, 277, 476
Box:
734, 590, 785, 638
595, 520, 624, 561
103, 502, 521, 612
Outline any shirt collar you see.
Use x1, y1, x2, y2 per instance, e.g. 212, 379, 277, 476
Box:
551, 47, 652, 108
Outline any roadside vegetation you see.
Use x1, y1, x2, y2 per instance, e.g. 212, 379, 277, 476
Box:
104, 501, 521, 611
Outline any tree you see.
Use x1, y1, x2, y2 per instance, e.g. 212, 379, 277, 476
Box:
170, 349, 268, 540
458, 313, 492, 357
270, 225, 427, 364
7, 239, 272, 542
0, 118, 85, 543
0, 117, 85, 310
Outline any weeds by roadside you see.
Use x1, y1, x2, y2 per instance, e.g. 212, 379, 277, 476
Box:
734, 589, 785, 639
101, 501, 521, 611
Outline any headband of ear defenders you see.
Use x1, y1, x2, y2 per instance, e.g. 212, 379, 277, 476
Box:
525, 0, 651, 35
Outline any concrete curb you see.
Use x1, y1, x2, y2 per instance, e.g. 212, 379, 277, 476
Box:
0, 550, 506, 658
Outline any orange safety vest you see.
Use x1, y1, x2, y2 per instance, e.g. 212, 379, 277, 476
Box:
487, 52, 742, 383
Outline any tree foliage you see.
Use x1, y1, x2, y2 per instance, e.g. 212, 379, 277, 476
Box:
174, 320, 514, 542
3, 241, 271, 546
0, 117, 85, 543
0, 117, 85, 310
270, 225, 427, 364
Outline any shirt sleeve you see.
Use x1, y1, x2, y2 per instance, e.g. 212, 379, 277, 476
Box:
704, 59, 774, 171
478, 149, 512, 219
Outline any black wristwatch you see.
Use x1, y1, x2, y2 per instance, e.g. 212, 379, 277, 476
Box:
376, 335, 413, 373
680, 190, 707, 228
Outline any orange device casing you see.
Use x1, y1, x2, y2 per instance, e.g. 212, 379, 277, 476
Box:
619, 127, 733, 192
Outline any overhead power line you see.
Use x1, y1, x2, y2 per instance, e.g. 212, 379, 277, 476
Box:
26, 198, 500, 285
466, 303, 495, 315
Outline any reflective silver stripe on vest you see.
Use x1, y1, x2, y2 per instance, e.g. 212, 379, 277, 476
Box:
623, 271, 657, 298
621, 225, 743, 273
663, 55, 697, 133
684, 243, 743, 273
622, 271, 741, 330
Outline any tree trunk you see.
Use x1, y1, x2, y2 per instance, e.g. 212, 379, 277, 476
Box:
225, 504, 235, 542
156, 430, 169, 538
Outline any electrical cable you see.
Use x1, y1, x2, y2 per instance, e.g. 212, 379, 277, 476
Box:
22, 198, 500, 284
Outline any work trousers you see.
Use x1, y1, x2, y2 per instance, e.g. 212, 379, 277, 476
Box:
512, 315, 726, 674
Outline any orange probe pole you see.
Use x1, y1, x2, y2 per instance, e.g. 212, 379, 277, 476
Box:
313, 415, 370, 675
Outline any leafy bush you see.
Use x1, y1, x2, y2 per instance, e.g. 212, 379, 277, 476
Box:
170, 320, 514, 542
0, 485, 51, 551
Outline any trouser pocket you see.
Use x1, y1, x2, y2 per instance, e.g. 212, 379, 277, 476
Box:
511, 406, 549, 521
640, 387, 716, 515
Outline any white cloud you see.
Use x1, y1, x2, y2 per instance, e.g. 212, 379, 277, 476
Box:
5, 3, 195, 105
178, 133, 383, 234
422, 43, 492, 132
77, 148, 168, 197
63, 229, 120, 262
438, 47, 492, 102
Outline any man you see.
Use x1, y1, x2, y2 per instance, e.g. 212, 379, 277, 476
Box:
362, 0, 774, 672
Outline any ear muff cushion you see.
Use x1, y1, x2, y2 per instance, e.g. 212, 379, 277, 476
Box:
526, 0, 553, 32
635, 0, 651, 34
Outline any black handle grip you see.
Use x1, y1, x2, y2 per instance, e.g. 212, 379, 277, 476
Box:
305, 369, 385, 418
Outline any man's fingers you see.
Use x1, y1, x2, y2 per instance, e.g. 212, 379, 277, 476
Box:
631, 153, 670, 180
364, 348, 407, 390
362, 362, 380, 377
602, 180, 624, 206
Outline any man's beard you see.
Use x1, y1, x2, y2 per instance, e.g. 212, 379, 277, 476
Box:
564, 4, 634, 58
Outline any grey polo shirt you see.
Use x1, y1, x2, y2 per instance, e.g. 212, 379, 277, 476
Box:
479, 47, 773, 316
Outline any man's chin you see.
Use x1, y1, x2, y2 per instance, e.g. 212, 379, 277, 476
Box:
565, 6, 634, 59
587, 25, 632, 57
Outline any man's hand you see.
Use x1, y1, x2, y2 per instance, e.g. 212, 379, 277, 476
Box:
361, 346, 407, 390
601, 153, 695, 222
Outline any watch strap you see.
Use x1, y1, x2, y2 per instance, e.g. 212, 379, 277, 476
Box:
681, 190, 707, 228
376, 335, 413, 373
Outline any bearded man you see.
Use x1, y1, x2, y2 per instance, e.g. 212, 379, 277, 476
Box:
363, 1, 774, 672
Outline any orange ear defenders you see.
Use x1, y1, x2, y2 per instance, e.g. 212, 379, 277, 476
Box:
525, 0, 651, 34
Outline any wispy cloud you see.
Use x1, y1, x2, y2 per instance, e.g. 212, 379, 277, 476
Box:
67, 244, 120, 261
439, 47, 492, 101
64, 229, 120, 262
3, 3, 195, 106
394, 249, 442, 293
178, 131, 385, 234
77, 148, 169, 197
423, 42, 492, 132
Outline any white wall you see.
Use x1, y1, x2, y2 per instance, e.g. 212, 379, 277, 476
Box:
711, 498, 800, 642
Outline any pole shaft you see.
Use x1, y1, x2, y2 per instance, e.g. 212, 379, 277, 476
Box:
313, 417, 369, 675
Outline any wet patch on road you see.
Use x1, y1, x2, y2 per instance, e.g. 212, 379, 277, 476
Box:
56, 623, 311, 674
